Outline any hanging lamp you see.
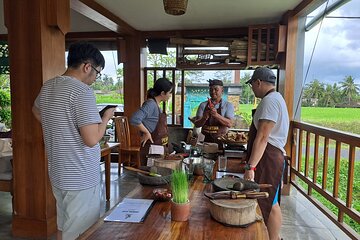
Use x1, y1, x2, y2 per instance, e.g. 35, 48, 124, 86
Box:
163, 0, 188, 16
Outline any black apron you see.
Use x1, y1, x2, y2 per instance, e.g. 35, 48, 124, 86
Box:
245, 89, 284, 225
140, 105, 169, 166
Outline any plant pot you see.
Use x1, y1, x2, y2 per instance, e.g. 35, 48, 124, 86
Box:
171, 200, 191, 221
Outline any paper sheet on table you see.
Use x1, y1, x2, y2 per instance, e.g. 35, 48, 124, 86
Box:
148, 145, 164, 155
104, 198, 154, 223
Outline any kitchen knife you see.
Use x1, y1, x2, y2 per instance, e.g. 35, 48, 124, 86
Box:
204, 191, 269, 200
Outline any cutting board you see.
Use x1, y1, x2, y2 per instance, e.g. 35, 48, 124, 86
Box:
209, 198, 260, 227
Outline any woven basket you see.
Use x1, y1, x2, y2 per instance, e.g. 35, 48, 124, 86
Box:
163, 0, 188, 15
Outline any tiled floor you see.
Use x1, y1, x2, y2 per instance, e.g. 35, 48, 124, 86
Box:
0, 163, 351, 240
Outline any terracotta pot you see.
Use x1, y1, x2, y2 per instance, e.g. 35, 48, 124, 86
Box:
171, 200, 191, 221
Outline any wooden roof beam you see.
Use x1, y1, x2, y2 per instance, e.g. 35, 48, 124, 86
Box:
292, 0, 327, 17
70, 0, 136, 36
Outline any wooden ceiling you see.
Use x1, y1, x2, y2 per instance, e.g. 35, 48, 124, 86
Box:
67, 0, 325, 35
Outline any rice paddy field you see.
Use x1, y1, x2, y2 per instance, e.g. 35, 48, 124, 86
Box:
301, 107, 360, 135
238, 105, 360, 135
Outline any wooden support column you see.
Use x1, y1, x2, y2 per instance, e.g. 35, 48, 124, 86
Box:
123, 33, 146, 146
5, 0, 69, 238
278, 12, 299, 195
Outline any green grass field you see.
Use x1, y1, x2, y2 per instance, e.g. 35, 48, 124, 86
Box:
301, 107, 360, 135
238, 105, 360, 135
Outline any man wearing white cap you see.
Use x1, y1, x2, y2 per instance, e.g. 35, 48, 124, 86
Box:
244, 67, 289, 240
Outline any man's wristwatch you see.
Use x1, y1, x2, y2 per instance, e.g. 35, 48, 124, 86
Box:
244, 163, 256, 171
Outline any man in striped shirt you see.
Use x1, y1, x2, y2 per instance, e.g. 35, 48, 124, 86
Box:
32, 42, 115, 240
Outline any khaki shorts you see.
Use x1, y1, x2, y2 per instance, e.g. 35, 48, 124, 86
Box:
52, 184, 100, 240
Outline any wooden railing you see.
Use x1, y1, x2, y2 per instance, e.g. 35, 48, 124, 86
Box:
289, 121, 360, 239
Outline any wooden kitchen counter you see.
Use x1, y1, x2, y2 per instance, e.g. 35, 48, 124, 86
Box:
79, 176, 268, 240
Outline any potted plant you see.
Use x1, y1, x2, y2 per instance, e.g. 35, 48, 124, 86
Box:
170, 170, 190, 221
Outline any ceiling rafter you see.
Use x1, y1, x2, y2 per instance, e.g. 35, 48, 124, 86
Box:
70, 0, 137, 36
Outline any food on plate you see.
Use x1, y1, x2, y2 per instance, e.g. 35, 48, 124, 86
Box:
218, 131, 248, 143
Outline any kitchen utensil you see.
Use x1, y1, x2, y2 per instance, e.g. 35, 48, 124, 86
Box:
204, 191, 269, 200
137, 166, 173, 186
124, 166, 162, 177
212, 178, 271, 192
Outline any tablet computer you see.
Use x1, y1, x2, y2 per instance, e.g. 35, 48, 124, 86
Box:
99, 105, 117, 117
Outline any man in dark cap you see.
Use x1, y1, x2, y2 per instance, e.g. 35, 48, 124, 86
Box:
244, 67, 289, 240
191, 79, 234, 144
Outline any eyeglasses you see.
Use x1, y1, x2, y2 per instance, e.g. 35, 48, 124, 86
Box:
90, 65, 102, 79
90, 64, 102, 79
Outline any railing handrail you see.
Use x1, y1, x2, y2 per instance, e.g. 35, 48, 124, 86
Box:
292, 121, 360, 147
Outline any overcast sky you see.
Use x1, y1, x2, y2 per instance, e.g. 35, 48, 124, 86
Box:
304, 0, 360, 85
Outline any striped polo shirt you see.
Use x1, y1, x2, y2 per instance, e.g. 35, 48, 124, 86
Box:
34, 76, 102, 191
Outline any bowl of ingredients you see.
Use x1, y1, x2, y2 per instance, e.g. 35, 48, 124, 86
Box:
152, 188, 172, 201
138, 166, 172, 185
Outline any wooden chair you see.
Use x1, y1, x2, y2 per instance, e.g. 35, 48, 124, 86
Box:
113, 116, 140, 173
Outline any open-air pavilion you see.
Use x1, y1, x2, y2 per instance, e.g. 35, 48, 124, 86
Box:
0, 0, 358, 239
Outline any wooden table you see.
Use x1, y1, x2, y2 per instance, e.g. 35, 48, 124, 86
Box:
79, 176, 269, 240
101, 142, 120, 201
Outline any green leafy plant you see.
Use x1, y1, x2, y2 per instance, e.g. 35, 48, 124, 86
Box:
239, 112, 252, 127
0, 89, 11, 128
171, 170, 189, 204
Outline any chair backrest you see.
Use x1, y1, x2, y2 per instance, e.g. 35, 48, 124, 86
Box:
114, 116, 132, 149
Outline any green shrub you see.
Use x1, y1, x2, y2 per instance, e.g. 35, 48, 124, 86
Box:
0, 89, 11, 128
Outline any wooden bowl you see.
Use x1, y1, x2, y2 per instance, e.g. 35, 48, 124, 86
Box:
137, 166, 172, 186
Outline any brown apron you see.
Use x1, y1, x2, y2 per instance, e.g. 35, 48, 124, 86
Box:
245, 90, 284, 225
140, 106, 169, 166
201, 99, 228, 145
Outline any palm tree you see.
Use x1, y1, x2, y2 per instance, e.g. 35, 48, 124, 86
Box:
305, 79, 324, 106
320, 84, 333, 107
340, 76, 360, 105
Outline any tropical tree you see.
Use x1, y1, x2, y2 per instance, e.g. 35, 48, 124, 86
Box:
0, 74, 11, 128
240, 73, 254, 104
146, 48, 204, 85
331, 83, 342, 105
304, 79, 324, 106
214, 70, 232, 83
340, 75, 360, 105
147, 48, 176, 67
302, 87, 313, 106
102, 74, 115, 91
320, 84, 335, 107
